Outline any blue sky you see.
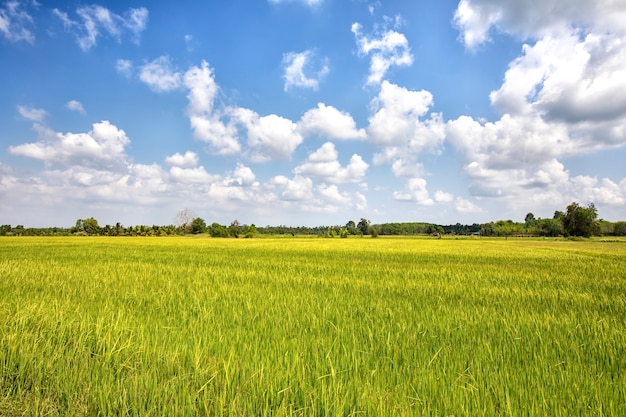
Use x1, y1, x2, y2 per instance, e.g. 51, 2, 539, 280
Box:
1, 0, 625, 228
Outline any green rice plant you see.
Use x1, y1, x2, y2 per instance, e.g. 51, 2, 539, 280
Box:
0, 237, 625, 415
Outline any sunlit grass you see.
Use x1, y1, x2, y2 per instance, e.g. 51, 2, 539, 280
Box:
1, 237, 625, 415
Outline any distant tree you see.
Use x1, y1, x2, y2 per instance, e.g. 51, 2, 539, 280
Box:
357, 218, 371, 235
209, 222, 229, 238
597, 220, 614, 236
537, 218, 564, 237
562, 202, 599, 237
190, 217, 207, 234
480, 222, 495, 236
346, 220, 357, 235
175, 208, 196, 233
82, 217, 100, 235
0, 224, 11, 236
613, 221, 626, 236
72, 219, 84, 234
228, 220, 241, 238
524, 212, 537, 227
244, 224, 258, 238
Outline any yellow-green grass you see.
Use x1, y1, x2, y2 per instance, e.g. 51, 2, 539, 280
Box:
1, 237, 625, 415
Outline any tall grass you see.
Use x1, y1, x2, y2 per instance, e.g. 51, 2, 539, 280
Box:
1, 237, 625, 415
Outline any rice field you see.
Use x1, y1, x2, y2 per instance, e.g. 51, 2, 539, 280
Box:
1, 236, 625, 416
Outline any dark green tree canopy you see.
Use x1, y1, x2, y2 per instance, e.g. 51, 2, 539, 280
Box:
357, 218, 371, 235
190, 217, 206, 234
562, 202, 599, 237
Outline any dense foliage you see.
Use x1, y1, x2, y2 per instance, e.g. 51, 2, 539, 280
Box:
0, 202, 622, 238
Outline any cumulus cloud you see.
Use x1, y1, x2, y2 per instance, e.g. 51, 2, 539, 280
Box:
17, 105, 46, 121
455, 197, 483, 213
282, 50, 329, 91
6, 114, 370, 223
294, 142, 368, 184
66, 100, 85, 114
454, 0, 626, 49
434, 190, 454, 203
134, 58, 306, 162
139, 56, 183, 92
269, 173, 368, 213
448, 0, 626, 217
169, 166, 218, 184
352, 20, 413, 85
446, 114, 572, 171
393, 178, 434, 206
53, 5, 148, 51
298, 103, 366, 140
0, 1, 35, 43
273, 174, 314, 201
9, 120, 129, 169
165, 151, 198, 168
368, 81, 445, 165
390, 159, 424, 179
231, 163, 256, 186
232, 108, 302, 162
183, 61, 240, 155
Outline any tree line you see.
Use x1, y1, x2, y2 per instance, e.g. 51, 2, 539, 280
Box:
1, 202, 625, 238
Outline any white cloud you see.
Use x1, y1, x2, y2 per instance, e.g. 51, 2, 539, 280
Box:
434, 190, 454, 203
115, 59, 133, 77
455, 197, 483, 213
66, 100, 85, 114
282, 50, 329, 91
268, 172, 368, 214
17, 105, 46, 121
139, 56, 183, 92
351, 21, 413, 85
183, 61, 240, 155
447, 114, 573, 171
298, 103, 366, 140
9, 120, 129, 169
454, 0, 626, 49
165, 151, 198, 168
294, 142, 368, 184
390, 159, 424, 179
169, 166, 218, 184
232, 108, 302, 162
231, 163, 256, 186
269, 0, 322, 7
275, 174, 314, 201
184, 34, 195, 52
368, 81, 445, 167
448, 1, 626, 212
0, 1, 35, 44
53, 5, 148, 51
491, 33, 626, 134
392, 177, 434, 206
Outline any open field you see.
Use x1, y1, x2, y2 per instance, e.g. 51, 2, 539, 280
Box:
1, 237, 625, 416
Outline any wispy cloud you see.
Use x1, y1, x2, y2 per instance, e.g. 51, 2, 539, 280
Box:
0, 1, 35, 44
66, 100, 85, 114
53, 4, 148, 51
352, 18, 413, 85
115, 59, 133, 77
139, 56, 183, 92
282, 50, 329, 91
17, 105, 46, 121
269, 0, 322, 7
